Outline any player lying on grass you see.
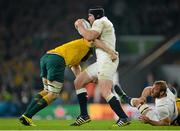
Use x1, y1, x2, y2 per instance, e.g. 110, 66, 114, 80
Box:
114, 80, 180, 126
19, 38, 118, 126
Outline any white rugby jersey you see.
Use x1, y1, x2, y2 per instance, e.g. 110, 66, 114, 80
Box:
91, 16, 116, 62
155, 88, 178, 121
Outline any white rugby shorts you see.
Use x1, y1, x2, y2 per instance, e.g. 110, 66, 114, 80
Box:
85, 57, 119, 81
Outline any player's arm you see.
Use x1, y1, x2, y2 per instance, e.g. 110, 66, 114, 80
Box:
139, 115, 171, 126
75, 19, 100, 41
141, 86, 153, 98
133, 86, 153, 104
93, 39, 118, 61
139, 106, 171, 126
128, 86, 152, 107
71, 65, 81, 77
75, 19, 117, 61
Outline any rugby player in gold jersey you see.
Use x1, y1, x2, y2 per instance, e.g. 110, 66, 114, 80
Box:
19, 38, 117, 126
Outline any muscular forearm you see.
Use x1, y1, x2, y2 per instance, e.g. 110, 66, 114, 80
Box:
140, 115, 170, 126
93, 39, 115, 54
141, 86, 152, 98
93, 39, 118, 61
78, 26, 98, 41
93, 39, 114, 54
75, 19, 99, 40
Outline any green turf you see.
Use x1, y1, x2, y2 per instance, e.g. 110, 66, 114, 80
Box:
0, 118, 180, 130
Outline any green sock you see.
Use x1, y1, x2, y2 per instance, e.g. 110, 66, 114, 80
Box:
25, 98, 48, 118
24, 94, 43, 115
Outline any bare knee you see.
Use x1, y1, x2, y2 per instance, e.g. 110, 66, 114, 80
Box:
74, 78, 84, 89
100, 88, 111, 99
99, 80, 113, 99
74, 71, 92, 90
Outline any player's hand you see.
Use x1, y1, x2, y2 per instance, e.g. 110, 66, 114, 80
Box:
110, 51, 118, 62
139, 97, 146, 104
74, 19, 79, 29
74, 19, 84, 29
131, 97, 145, 106
139, 115, 150, 123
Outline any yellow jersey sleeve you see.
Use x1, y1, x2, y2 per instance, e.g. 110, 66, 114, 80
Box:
176, 98, 180, 114
47, 38, 91, 66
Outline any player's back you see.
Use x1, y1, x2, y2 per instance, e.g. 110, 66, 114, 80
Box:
47, 39, 91, 66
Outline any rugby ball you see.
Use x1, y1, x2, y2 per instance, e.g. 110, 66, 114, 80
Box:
77, 19, 91, 35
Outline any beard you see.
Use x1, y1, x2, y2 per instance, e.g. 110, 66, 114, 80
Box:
152, 92, 161, 98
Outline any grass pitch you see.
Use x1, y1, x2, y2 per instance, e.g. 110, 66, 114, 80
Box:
0, 118, 180, 130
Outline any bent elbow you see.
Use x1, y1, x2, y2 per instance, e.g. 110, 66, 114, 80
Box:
86, 36, 94, 41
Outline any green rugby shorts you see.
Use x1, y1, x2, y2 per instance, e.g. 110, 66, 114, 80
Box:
40, 54, 65, 83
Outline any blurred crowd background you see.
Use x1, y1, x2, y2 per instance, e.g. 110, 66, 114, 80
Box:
0, 0, 180, 117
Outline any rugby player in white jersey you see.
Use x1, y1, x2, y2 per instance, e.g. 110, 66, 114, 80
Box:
71, 6, 130, 127
115, 80, 179, 126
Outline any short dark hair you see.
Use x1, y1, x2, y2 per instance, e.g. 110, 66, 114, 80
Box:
88, 6, 105, 19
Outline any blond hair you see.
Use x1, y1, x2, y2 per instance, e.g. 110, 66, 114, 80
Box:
154, 80, 168, 92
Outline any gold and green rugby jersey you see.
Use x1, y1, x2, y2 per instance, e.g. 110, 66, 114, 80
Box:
47, 38, 91, 66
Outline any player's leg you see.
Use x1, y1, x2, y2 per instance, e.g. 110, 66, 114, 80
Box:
114, 85, 134, 105
114, 84, 127, 102
114, 84, 146, 106
75, 71, 91, 116
24, 80, 63, 118
24, 89, 48, 115
19, 54, 49, 126
70, 71, 92, 126
98, 58, 130, 127
172, 98, 180, 125
99, 79, 130, 126
24, 54, 65, 118
20, 54, 65, 126
19, 80, 62, 126
113, 79, 159, 123
70, 63, 97, 126
24, 54, 49, 112
178, 98, 180, 125
172, 114, 180, 125
23, 78, 48, 115
20, 90, 48, 126
22, 54, 49, 115
115, 85, 147, 109
123, 96, 159, 122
